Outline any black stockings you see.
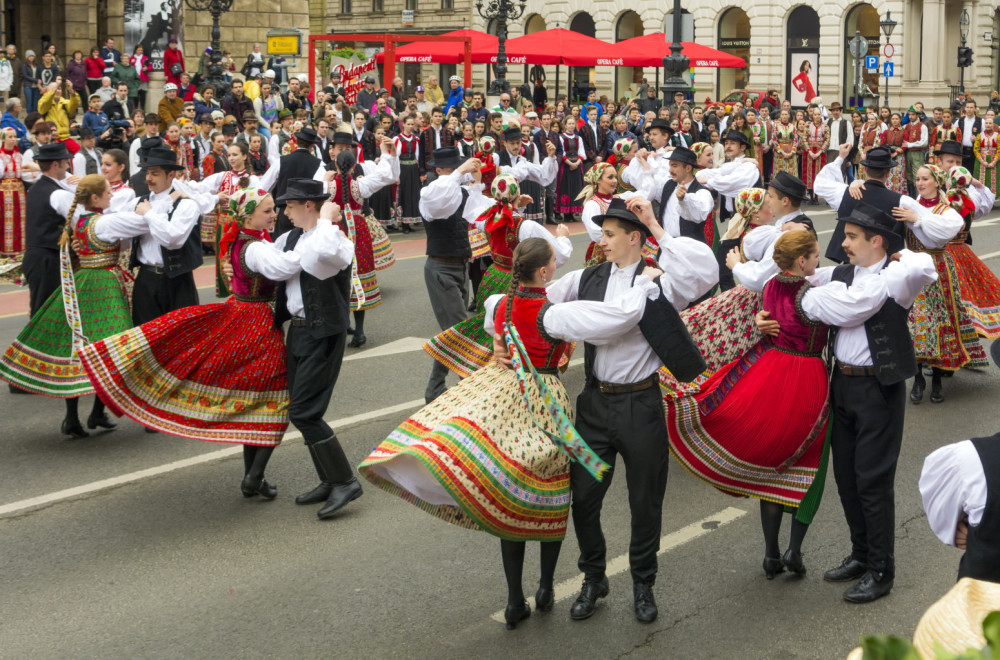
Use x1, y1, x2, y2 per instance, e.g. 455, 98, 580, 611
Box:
65, 396, 105, 421
242, 445, 276, 480
760, 500, 809, 558
499, 540, 562, 607
353, 310, 365, 336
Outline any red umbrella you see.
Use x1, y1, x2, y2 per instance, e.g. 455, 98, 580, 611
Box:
375, 29, 497, 64
615, 33, 746, 68
503, 28, 624, 66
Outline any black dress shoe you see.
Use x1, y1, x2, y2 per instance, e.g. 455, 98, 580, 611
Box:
763, 556, 785, 579
930, 382, 945, 403
144, 427, 159, 434
569, 578, 609, 620
504, 600, 531, 630
240, 474, 278, 499
317, 478, 363, 519
633, 583, 658, 623
843, 572, 893, 603
86, 412, 117, 430
909, 377, 925, 404
534, 585, 554, 612
348, 334, 367, 349
61, 418, 90, 438
823, 556, 867, 583
782, 549, 807, 576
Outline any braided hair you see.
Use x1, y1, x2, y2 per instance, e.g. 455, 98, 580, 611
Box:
503, 237, 554, 331
60, 174, 108, 249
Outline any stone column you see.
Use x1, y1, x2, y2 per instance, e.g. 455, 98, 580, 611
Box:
921, 0, 944, 83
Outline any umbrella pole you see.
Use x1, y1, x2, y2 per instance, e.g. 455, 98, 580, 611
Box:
555, 65, 559, 106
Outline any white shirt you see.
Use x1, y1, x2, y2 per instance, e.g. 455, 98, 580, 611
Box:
418, 170, 494, 222
483, 276, 661, 339
805, 250, 937, 365
732, 211, 808, 291
827, 116, 854, 149
968, 182, 997, 220
245, 218, 355, 318
546, 236, 718, 383
496, 154, 558, 188
123, 183, 215, 267
961, 116, 977, 147
697, 156, 759, 212
646, 175, 715, 238
919, 440, 989, 547
72, 148, 103, 177
622, 150, 671, 198
469, 215, 573, 268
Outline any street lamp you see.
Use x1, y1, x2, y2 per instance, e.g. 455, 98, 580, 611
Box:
959, 7, 971, 94
880, 11, 896, 108
660, 1, 690, 108
476, 0, 526, 96
185, 0, 235, 97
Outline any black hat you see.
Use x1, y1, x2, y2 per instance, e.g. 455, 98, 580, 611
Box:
501, 126, 522, 142
722, 129, 750, 149
592, 198, 652, 237
294, 127, 321, 145
934, 140, 963, 158
644, 118, 673, 135
769, 171, 807, 201
139, 145, 184, 171
666, 146, 697, 167
859, 145, 897, 169
34, 142, 73, 161
426, 146, 467, 170
276, 178, 328, 204
197, 113, 214, 124
837, 201, 904, 253
222, 123, 238, 135
331, 131, 354, 146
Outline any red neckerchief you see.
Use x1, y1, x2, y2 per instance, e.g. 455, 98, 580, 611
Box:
918, 196, 939, 209
592, 192, 613, 204
219, 224, 271, 265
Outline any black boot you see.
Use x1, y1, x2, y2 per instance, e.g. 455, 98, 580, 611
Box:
62, 398, 89, 438
295, 442, 333, 504
86, 398, 116, 430
314, 435, 363, 519
910, 372, 925, 404
348, 311, 367, 348
930, 368, 945, 403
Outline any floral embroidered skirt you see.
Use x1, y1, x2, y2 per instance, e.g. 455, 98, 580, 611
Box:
340, 214, 383, 311
947, 240, 1000, 340
0, 177, 26, 255
469, 225, 491, 260
78, 298, 289, 445
909, 250, 988, 370
665, 342, 829, 509
359, 362, 572, 541
367, 213, 396, 271
0, 268, 131, 397
554, 164, 583, 214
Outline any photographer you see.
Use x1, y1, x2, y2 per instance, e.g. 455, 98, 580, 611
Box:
101, 81, 133, 125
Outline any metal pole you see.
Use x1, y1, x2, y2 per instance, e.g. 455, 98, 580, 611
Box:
960, 35, 967, 94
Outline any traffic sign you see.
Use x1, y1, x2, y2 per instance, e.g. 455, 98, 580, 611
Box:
884, 62, 894, 77
883, 43, 894, 58
865, 55, 879, 71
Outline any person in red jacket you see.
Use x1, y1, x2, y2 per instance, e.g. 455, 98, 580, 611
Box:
85, 47, 105, 94
163, 38, 185, 87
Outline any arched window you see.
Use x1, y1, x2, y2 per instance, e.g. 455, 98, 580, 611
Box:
844, 3, 881, 106
615, 11, 644, 101
786, 6, 821, 107
717, 7, 750, 96
569, 12, 596, 103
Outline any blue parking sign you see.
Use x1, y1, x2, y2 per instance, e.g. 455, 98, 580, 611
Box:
865, 55, 879, 70
883, 62, 894, 77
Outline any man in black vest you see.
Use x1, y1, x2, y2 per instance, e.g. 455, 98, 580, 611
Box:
546, 198, 717, 623
726, 171, 816, 292
757, 203, 937, 603
22, 142, 74, 318
128, 146, 207, 326
272, 179, 362, 519
272, 127, 326, 237
919, 432, 1000, 584
633, 146, 715, 242
697, 130, 762, 225
417, 147, 494, 403
816, 143, 907, 263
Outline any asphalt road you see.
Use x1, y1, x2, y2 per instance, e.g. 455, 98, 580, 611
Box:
1, 205, 999, 659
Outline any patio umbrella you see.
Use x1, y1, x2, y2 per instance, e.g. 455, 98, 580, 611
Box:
615, 33, 746, 68
503, 28, 623, 66
375, 29, 497, 64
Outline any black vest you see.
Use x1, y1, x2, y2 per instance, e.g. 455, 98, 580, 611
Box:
129, 195, 204, 278
577, 261, 706, 384
274, 227, 352, 337
424, 189, 472, 259
274, 150, 321, 208
25, 175, 65, 251
659, 178, 710, 243
831, 262, 916, 385
826, 181, 903, 263
959, 433, 1000, 584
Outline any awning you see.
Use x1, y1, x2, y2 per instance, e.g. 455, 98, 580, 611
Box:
615, 33, 746, 68
503, 28, 624, 67
374, 29, 496, 64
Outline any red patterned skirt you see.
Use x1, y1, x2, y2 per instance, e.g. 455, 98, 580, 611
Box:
340, 213, 382, 311
948, 240, 1000, 340
0, 177, 26, 255
78, 298, 289, 445
666, 342, 829, 507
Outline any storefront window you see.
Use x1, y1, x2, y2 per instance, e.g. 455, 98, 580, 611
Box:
718, 8, 750, 96
844, 3, 881, 108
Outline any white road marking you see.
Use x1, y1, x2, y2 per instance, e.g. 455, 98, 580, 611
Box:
344, 336, 429, 362
0, 399, 427, 519
489, 506, 748, 623
980, 250, 1000, 260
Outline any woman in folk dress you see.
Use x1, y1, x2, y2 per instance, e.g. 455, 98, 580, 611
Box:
0, 127, 31, 256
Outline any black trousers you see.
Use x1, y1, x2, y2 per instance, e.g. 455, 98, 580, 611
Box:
286, 326, 347, 444
131, 268, 199, 325
571, 383, 670, 586
22, 247, 60, 316
829, 371, 905, 578
962, 147, 976, 173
